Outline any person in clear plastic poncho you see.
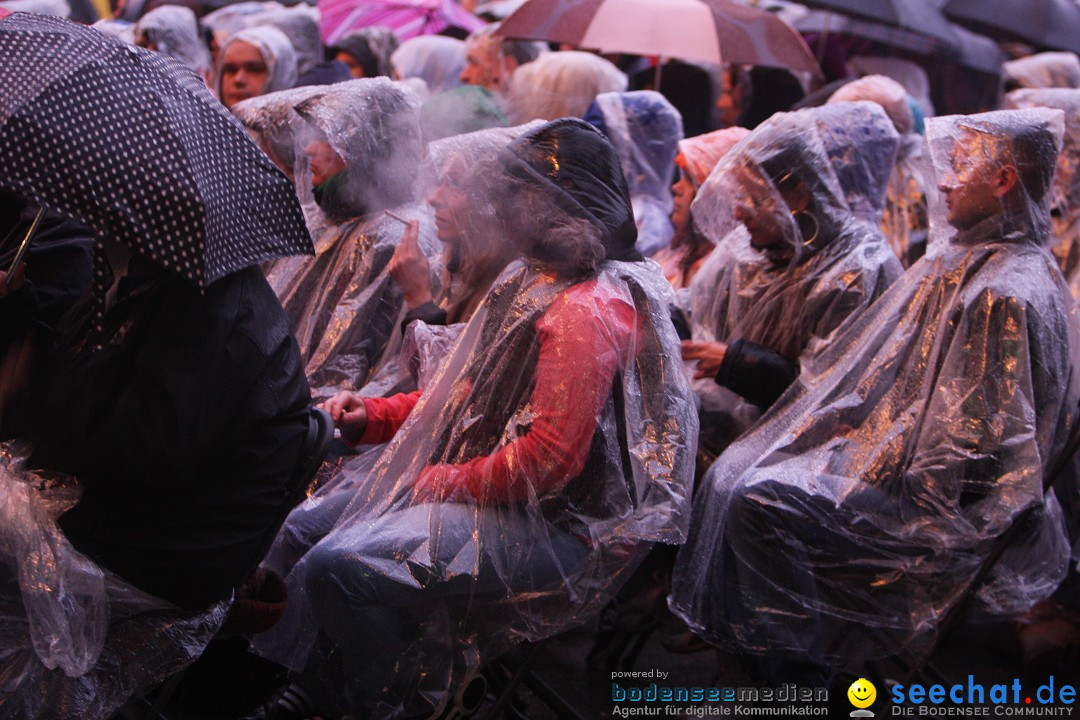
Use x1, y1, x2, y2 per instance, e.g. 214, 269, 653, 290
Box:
671, 108, 1080, 683
263, 78, 439, 401
261, 122, 538, 581
1005, 89, 1080, 301
134, 5, 212, 86
830, 75, 930, 267
253, 118, 697, 719
683, 104, 902, 459
583, 91, 684, 257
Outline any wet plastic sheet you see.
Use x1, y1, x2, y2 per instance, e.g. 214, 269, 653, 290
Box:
672, 107, 1079, 675
1004, 51, 1080, 90
133, 5, 211, 80
0, 446, 226, 720
254, 120, 696, 719
508, 50, 626, 124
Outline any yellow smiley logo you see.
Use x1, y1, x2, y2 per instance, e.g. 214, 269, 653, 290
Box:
848, 678, 877, 709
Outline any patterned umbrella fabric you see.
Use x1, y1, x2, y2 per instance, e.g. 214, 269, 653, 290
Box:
319, 0, 486, 45
0, 10, 313, 292
497, 0, 820, 74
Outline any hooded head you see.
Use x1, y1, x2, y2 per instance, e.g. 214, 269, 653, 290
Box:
813, 101, 900, 225
390, 35, 466, 96
1005, 88, 1080, 225
217, 26, 298, 110
498, 118, 640, 276
134, 5, 211, 79
508, 51, 627, 124
692, 109, 852, 268
232, 85, 327, 179
1004, 51, 1080, 91
294, 78, 422, 222
259, 7, 323, 78
583, 91, 683, 205
828, 75, 915, 136
927, 108, 1064, 248
330, 26, 398, 79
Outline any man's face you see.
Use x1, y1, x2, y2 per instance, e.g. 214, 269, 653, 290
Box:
460, 38, 501, 90
305, 136, 346, 188
220, 41, 270, 110
938, 130, 1005, 231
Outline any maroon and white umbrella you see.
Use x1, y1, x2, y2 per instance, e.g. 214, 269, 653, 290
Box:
496, 0, 821, 75
319, 0, 486, 45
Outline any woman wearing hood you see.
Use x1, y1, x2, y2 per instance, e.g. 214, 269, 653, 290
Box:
264, 78, 435, 402
134, 5, 212, 87
653, 125, 749, 289
216, 25, 297, 111
252, 119, 696, 720
389, 34, 466, 100
583, 90, 684, 257
671, 107, 1080, 684
682, 104, 902, 459
508, 50, 627, 124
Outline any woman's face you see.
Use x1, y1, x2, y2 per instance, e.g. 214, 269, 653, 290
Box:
305, 136, 346, 188
220, 41, 270, 110
733, 166, 787, 251
429, 157, 473, 258
670, 167, 696, 239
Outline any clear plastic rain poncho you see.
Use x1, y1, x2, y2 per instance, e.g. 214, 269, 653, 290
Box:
671, 108, 1080, 678
1005, 89, 1080, 298
253, 118, 697, 719
1004, 51, 1080, 90
584, 91, 684, 257
829, 75, 930, 266
0, 445, 228, 720
201, 0, 284, 47
215, 26, 299, 104
263, 79, 438, 401
687, 105, 902, 451
259, 6, 323, 78
508, 50, 627, 124
232, 85, 326, 181
262, 122, 540, 576
133, 5, 212, 84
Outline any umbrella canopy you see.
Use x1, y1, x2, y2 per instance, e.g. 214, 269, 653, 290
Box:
496, 0, 820, 75
319, 0, 486, 45
942, 0, 1080, 54
0, 11, 313, 290
796, 0, 956, 45
795, 9, 1004, 75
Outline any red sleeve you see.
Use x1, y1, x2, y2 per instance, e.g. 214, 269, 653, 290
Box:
413, 280, 636, 505
354, 391, 422, 445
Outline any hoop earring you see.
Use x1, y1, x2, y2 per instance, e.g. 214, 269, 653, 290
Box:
794, 210, 819, 247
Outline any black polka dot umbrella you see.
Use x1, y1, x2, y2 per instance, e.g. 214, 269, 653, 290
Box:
0, 10, 314, 292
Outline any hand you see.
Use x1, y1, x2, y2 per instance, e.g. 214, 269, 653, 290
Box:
318, 391, 368, 445
0, 263, 26, 297
388, 220, 433, 309
681, 340, 728, 380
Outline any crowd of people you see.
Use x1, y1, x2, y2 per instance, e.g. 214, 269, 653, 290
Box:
1, 1, 1080, 719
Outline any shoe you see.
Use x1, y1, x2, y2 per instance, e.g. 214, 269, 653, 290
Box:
242, 683, 320, 720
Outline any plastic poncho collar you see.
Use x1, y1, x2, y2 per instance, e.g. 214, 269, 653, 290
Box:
672, 107, 1077, 675
216, 26, 298, 103
134, 5, 211, 78
294, 78, 422, 221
